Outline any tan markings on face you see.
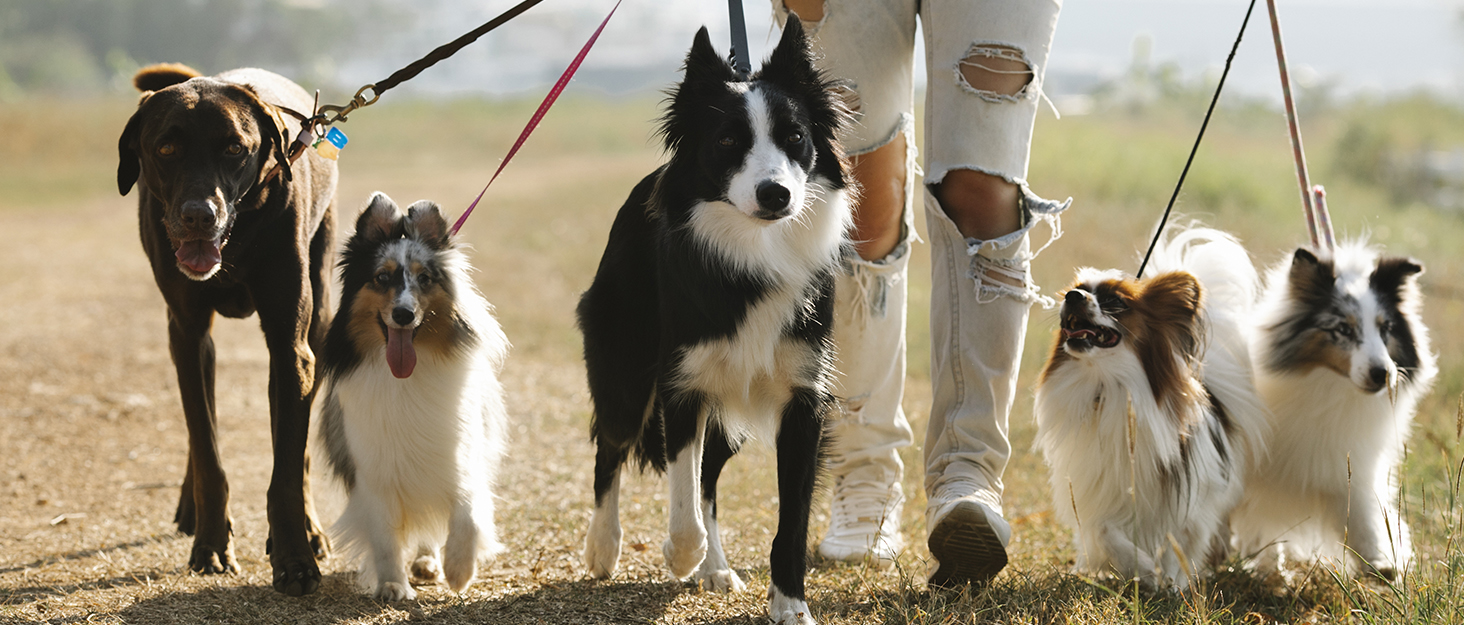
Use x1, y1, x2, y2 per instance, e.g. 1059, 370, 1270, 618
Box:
347, 284, 391, 352
1299, 330, 1352, 377
411, 284, 460, 356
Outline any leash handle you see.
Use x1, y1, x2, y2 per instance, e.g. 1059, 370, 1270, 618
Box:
1137, 0, 1256, 278
450, 0, 623, 236
1266, 0, 1333, 252
728, 0, 753, 79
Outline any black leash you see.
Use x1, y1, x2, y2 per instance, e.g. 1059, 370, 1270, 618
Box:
313, 0, 550, 127
728, 0, 752, 79
1136, 0, 1257, 278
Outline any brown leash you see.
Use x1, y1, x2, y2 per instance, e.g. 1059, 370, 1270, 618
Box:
245, 0, 552, 202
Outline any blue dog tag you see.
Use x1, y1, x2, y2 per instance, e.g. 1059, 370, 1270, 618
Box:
314, 127, 349, 160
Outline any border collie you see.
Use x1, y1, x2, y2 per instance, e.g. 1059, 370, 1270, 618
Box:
318, 193, 509, 600
577, 19, 849, 625
1034, 227, 1268, 589
1231, 240, 1435, 580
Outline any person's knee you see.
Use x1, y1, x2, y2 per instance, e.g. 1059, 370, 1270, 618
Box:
933, 169, 1019, 243
781, 0, 825, 23
849, 134, 907, 261
955, 43, 1034, 101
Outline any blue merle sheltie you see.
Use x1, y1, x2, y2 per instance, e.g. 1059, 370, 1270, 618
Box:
1231, 240, 1435, 581
318, 192, 509, 601
577, 19, 850, 625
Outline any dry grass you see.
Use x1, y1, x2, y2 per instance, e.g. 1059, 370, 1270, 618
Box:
1, 93, 1462, 624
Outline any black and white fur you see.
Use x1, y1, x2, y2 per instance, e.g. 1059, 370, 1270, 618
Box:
578, 20, 849, 625
1034, 228, 1269, 589
1231, 240, 1435, 580
319, 193, 509, 601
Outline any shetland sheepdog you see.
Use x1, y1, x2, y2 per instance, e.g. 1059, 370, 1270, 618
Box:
1034, 228, 1269, 589
577, 19, 849, 625
318, 192, 509, 601
1231, 240, 1435, 580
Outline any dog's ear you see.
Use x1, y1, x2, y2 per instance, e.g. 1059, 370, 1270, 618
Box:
238, 85, 293, 184
1287, 246, 1335, 303
405, 201, 451, 249
117, 108, 145, 196
760, 16, 819, 91
684, 26, 737, 86
355, 192, 404, 243
1371, 256, 1424, 298
1144, 271, 1205, 360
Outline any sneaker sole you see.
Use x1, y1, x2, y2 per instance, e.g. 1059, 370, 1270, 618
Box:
926, 501, 1007, 588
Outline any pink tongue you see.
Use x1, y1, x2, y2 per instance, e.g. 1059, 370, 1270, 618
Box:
386, 327, 417, 379
175, 239, 222, 274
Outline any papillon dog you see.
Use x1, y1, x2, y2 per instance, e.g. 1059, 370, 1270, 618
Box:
318, 192, 509, 600
578, 19, 849, 625
1035, 227, 1268, 589
1231, 240, 1435, 580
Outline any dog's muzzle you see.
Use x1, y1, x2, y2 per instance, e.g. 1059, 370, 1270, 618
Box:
1060, 291, 1120, 351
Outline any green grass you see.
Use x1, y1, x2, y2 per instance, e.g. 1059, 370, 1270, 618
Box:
2, 89, 1463, 624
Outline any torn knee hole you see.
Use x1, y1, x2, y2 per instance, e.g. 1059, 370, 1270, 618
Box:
956, 44, 1033, 99
781, 0, 825, 24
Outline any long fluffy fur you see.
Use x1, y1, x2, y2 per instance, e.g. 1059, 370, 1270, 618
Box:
1231, 238, 1435, 580
319, 192, 509, 601
1034, 227, 1269, 589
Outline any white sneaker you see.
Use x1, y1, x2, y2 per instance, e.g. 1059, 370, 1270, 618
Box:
818, 467, 905, 565
925, 495, 1010, 587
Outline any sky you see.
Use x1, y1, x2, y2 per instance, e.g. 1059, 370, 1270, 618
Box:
333, 0, 1464, 107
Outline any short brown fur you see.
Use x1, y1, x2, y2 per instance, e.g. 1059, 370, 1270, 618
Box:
116, 63, 336, 596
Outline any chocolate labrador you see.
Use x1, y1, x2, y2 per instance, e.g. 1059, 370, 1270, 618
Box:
117, 63, 334, 595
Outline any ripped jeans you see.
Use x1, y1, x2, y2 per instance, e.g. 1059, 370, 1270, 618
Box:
774, 0, 1066, 526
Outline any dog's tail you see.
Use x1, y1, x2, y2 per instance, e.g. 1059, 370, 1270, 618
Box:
134, 63, 202, 93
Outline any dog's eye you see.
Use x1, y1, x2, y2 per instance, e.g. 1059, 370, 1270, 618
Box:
1377, 317, 1393, 335
224, 143, 244, 156
417, 273, 432, 286
374, 272, 391, 285
786, 132, 805, 144
1098, 293, 1126, 312
157, 143, 176, 157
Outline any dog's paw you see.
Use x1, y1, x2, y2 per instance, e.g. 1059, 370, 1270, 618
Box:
271, 557, 322, 596
584, 534, 622, 579
375, 581, 417, 602
663, 531, 708, 580
410, 555, 442, 583
187, 542, 238, 575
696, 567, 747, 593
768, 587, 817, 625
442, 548, 477, 593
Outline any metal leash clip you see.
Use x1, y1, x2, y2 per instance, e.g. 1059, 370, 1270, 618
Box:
317, 84, 380, 127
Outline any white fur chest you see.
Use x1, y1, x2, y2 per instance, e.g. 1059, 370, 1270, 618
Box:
332, 348, 504, 505
671, 186, 848, 442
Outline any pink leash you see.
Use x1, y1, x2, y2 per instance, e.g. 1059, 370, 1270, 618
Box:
450, 0, 623, 236
1265, 0, 1334, 252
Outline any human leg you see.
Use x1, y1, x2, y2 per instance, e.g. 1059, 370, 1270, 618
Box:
775, 0, 919, 565
920, 0, 1066, 586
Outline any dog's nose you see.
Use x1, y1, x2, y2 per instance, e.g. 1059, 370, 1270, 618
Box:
1368, 365, 1391, 389
180, 199, 217, 231
392, 307, 415, 327
755, 182, 790, 212
1064, 290, 1087, 306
